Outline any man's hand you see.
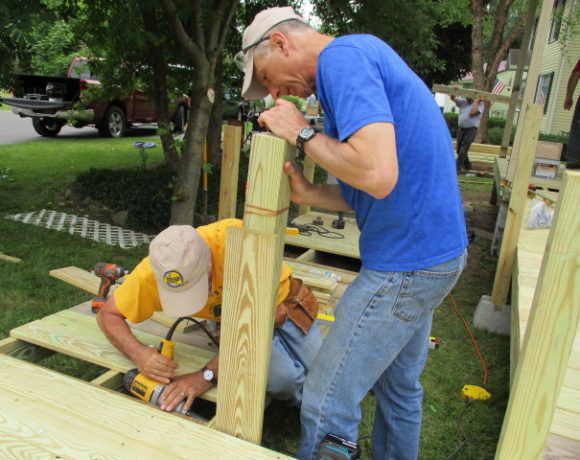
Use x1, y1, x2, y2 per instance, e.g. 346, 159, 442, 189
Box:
284, 161, 313, 204
134, 346, 178, 384
564, 96, 573, 110
160, 372, 212, 413
258, 98, 309, 144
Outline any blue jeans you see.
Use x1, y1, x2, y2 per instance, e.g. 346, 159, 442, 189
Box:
297, 250, 467, 460
268, 320, 323, 406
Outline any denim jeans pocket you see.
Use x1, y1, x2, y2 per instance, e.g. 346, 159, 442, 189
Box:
391, 251, 467, 323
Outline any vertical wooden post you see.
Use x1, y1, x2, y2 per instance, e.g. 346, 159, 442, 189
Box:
298, 155, 315, 216
495, 170, 580, 460
499, 0, 536, 158
492, 104, 542, 307
506, 0, 553, 181
218, 124, 242, 220
215, 133, 294, 443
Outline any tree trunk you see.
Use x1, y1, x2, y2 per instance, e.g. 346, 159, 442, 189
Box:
207, 58, 224, 167
142, 5, 180, 170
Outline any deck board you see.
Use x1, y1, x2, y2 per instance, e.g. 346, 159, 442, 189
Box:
514, 196, 580, 455
0, 354, 291, 459
9, 309, 218, 402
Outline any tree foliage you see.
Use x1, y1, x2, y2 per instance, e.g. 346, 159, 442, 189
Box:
310, 0, 472, 86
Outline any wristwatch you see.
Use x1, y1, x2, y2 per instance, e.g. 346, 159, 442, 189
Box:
296, 126, 317, 152
202, 366, 217, 385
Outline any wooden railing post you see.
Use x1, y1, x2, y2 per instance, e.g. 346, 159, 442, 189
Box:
218, 124, 242, 220
495, 170, 580, 459
491, 104, 542, 307
215, 133, 294, 443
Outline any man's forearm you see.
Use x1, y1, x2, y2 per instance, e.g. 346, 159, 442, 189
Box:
97, 310, 147, 363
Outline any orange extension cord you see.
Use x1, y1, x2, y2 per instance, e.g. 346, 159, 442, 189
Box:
448, 293, 489, 386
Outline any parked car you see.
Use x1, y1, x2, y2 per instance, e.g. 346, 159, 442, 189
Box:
0, 57, 190, 138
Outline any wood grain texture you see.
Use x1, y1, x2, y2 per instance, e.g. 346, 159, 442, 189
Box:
495, 171, 580, 459
9, 309, 218, 402
0, 354, 292, 460
432, 84, 519, 105
298, 155, 315, 216
492, 104, 543, 307
215, 228, 280, 443
0, 253, 21, 263
219, 124, 242, 220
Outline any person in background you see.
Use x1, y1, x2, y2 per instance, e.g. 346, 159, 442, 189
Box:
97, 219, 322, 414
237, 7, 467, 460
563, 57, 580, 169
450, 92, 485, 173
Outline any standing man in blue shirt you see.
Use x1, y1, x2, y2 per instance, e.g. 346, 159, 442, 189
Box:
451, 93, 485, 172
236, 7, 468, 460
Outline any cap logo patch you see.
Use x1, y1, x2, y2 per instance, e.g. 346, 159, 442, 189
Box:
163, 270, 185, 288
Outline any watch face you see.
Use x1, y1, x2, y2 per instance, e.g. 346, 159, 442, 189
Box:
300, 126, 316, 140
203, 368, 214, 381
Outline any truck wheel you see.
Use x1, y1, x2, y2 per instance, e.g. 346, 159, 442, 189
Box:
32, 118, 64, 137
99, 105, 126, 138
173, 105, 187, 133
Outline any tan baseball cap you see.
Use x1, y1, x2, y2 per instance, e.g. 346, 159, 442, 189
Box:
239, 6, 307, 100
149, 225, 211, 317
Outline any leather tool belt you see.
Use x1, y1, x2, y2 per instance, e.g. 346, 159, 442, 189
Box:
275, 277, 319, 335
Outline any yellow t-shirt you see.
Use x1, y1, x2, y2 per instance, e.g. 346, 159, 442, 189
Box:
114, 218, 292, 323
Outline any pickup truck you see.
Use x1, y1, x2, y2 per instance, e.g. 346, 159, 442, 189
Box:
0, 57, 190, 138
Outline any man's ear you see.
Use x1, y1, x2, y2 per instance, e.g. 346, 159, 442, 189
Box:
269, 31, 289, 56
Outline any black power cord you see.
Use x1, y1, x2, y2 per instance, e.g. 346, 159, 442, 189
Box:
166, 316, 220, 348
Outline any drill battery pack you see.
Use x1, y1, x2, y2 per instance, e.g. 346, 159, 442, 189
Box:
316, 433, 360, 460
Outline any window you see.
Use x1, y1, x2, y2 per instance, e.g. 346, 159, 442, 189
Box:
535, 72, 554, 114
549, 0, 566, 43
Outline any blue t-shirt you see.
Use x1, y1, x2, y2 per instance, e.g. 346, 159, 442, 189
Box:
316, 35, 467, 271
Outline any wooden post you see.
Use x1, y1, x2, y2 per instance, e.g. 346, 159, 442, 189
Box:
215, 133, 294, 443
218, 124, 242, 220
506, 0, 553, 181
495, 170, 580, 459
491, 104, 542, 307
499, 0, 537, 158
298, 155, 315, 216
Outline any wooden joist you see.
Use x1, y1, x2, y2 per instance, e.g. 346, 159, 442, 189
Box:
0, 354, 291, 459
0, 253, 21, 263
9, 309, 218, 402
432, 83, 520, 105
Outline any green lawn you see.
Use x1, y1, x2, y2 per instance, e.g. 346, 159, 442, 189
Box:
0, 138, 509, 459
0, 90, 11, 111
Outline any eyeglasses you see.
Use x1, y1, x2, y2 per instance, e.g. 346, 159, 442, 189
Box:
234, 36, 270, 72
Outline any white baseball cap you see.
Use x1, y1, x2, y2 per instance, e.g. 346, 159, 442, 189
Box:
238, 6, 307, 100
149, 225, 211, 317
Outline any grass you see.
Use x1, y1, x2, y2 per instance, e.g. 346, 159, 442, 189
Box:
0, 90, 11, 111
0, 139, 509, 459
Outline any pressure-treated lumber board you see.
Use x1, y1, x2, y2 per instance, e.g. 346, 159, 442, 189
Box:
0, 354, 291, 460
298, 155, 315, 216
216, 133, 293, 443
505, 0, 554, 183
0, 337, 54, 362
9, 309, 218, 402
285, 211, 360, 259
218, 124, 242, 220
432, 84, 519, 105
491, 104, 542, 307
91, 369, 125, 389
0, 253, 21, 262
215, 228, 280, 443
50, 266, 197, 333
495, 171, 580, 459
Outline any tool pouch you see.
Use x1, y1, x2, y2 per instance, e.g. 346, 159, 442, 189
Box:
275, 277, 319, 335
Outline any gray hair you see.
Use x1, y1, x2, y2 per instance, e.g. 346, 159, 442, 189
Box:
253, 19, 314, 57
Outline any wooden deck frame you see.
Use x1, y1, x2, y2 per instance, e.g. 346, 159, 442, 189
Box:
495, 170, 580, 459
215, 133, 294, 443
